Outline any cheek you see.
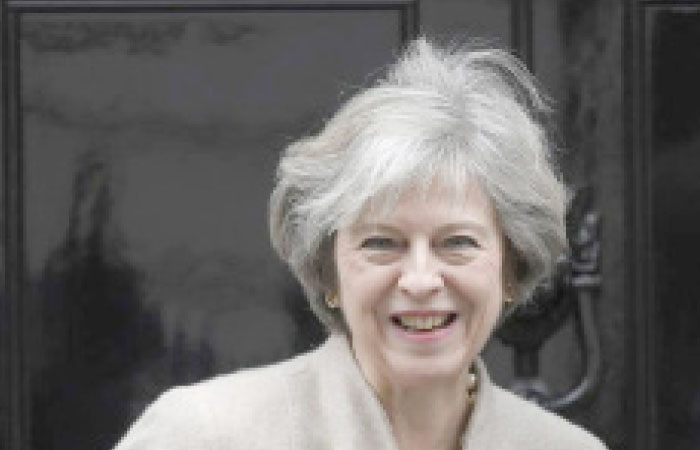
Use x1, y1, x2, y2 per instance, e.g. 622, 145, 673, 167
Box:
336, 254, 399, 310
446, 257, 505, 306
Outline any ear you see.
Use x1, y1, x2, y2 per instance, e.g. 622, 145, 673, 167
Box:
501, 239, 519, 300
318, 233, 338, 295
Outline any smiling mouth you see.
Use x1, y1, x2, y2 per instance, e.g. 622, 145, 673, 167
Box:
391, 313, 457, 332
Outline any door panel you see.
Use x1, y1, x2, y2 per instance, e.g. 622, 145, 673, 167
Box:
628, 5, 700, 450
16, 6, 409, 450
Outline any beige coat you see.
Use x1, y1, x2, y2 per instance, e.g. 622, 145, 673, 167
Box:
114, 333, 608, 450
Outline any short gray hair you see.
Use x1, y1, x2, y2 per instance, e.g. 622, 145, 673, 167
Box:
269, 37, 567, 330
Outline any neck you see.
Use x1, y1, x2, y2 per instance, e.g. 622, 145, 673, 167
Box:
375, 370, 476, 450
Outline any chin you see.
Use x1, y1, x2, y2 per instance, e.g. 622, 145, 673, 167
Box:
383, 348, 474, 386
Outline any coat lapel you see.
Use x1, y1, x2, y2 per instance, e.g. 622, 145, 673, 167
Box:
289, 332, 398, 450
300, 333, 504, 450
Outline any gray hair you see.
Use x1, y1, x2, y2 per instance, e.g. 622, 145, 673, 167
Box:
269, 37, 567, 330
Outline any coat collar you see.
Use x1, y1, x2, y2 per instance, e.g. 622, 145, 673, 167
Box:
311, 332, 498, 450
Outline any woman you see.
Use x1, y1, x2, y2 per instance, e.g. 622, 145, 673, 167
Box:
114, 38, 608, 450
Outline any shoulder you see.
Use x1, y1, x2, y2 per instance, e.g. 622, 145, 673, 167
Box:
113, 349, 316, 450
193, 348, 313, 423
112, 383, 217, 450
485, 385, 608, 450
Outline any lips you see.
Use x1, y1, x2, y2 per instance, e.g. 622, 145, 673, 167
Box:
391, 312, 457, 332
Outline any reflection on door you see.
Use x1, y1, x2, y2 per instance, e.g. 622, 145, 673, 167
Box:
21, 10, 403, 449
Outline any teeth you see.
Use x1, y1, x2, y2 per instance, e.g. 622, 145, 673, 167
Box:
398, 314, 450, 331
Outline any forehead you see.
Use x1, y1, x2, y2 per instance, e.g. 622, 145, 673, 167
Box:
352, 179, 500, 232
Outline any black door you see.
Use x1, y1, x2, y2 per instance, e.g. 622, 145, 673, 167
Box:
1, 2, 519, 449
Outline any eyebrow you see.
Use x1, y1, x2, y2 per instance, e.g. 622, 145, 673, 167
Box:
349, 223, 400, 235
350, 220, 492, 236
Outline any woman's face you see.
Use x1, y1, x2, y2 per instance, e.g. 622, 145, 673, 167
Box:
334, 181, 505, 389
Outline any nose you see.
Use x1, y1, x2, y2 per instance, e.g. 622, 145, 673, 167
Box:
397, 240, 444, 298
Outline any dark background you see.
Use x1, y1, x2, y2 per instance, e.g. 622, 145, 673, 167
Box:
0, 1, 697, 450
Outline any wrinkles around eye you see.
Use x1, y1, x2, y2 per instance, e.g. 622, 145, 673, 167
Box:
360, 236, 402, 250
439, 235, 480, 249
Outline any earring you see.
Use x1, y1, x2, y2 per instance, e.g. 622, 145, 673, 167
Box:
325, 293, 338, 308
504, 283, 515, 305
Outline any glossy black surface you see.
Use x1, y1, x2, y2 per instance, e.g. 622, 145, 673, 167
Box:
21, 11, 401, 449
650, 8, 700, 450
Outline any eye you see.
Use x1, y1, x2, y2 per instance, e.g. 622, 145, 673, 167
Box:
439, 235, 479, 249
360, 236, 401, 250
